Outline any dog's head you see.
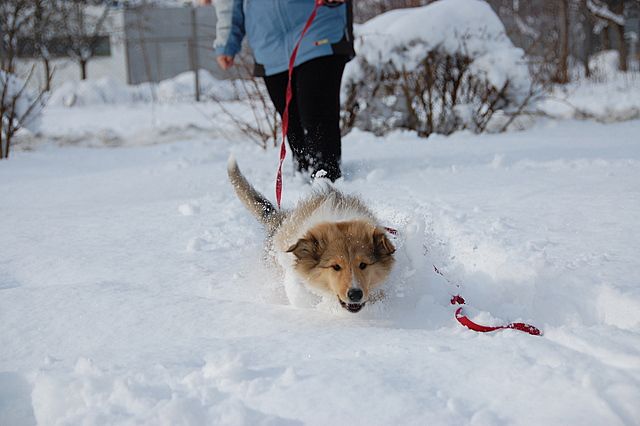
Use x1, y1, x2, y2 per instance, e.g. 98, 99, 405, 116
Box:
286, 221, 395, 313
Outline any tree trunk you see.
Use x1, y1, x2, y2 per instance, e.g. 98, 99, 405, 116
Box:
557, 0, 570, 83
43, 58, 52, 91
0, 88, 6, 159
615, 23, 629, 71
582, 0, 594, 78
611, 0, 628, 72
603, 26, 611, 50
80, 60, 87, 80
4, 134, 10, 159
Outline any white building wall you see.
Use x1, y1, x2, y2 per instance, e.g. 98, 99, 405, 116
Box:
15, 5, 226, 91
15, 9, 128, 91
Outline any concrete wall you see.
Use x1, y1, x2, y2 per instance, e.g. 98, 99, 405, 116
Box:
122, 5, 224, 84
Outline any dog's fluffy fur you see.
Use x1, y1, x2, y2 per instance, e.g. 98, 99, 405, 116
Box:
228, 157, 395, 313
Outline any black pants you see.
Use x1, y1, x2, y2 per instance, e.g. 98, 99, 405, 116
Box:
264, 55, 346, 181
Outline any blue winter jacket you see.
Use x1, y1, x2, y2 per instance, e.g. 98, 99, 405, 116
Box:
214, 0, 354, 76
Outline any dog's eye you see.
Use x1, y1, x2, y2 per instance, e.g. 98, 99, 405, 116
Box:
332, 265, 341, 271
359, 262, 367, 270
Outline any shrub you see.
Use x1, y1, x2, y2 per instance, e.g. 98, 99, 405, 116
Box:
1, 69, 45, 159
342, 0, 537, 137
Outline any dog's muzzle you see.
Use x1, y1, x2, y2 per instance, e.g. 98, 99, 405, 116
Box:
338, 297, 365, 313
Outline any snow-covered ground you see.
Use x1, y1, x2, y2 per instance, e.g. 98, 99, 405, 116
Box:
538, 52, 640, 123
2, 98, 640, 424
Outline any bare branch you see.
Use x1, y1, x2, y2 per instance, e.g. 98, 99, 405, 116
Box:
587, 0, 625, 26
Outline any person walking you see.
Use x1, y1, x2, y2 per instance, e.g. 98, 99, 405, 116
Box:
214, 0, 354, 181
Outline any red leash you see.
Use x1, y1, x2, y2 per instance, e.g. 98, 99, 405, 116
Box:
276, 0, 324, 209
448, 283, 541, 336
386, 227, 542, 336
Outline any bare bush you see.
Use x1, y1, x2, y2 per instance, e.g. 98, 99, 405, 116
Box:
206, 59, 279, 150
1, 70, 46, 159
343, 46, 542, 137
1, 0, 48, 159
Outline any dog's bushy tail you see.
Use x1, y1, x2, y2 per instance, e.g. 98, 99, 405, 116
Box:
227, 155, 283, 233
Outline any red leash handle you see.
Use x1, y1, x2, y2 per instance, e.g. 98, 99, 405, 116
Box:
385, 227, 542, 336
451, 297, 542, 336
276, 0, 324, 208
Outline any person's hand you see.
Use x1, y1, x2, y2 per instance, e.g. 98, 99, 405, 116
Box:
217, 55, 235, 70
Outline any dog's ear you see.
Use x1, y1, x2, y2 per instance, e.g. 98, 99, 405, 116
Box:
373, 228, 395, 258
287, 234, 321, 262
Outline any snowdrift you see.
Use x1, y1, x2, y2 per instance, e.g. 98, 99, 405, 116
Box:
48, 70, 239, 108
538, 51, 640, 122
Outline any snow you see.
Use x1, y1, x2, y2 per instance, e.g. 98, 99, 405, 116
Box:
2, 96, 640, 424
538, 53, 640, 123
345, 0, 531, 96
47, 71, 239, 108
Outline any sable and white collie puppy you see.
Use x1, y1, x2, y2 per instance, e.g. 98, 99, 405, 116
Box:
228, 157, 395, 313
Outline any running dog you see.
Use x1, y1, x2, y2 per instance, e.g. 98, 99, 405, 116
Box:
228, 157, 395, 313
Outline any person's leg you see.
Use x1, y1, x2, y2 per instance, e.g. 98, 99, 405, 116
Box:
294, 55, 346, 181
263, 70, 309, 172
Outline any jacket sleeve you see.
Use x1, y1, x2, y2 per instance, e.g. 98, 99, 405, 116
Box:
213, 0, 245, 57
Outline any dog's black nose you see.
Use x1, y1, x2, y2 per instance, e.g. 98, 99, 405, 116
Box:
347, 288, 363, 302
